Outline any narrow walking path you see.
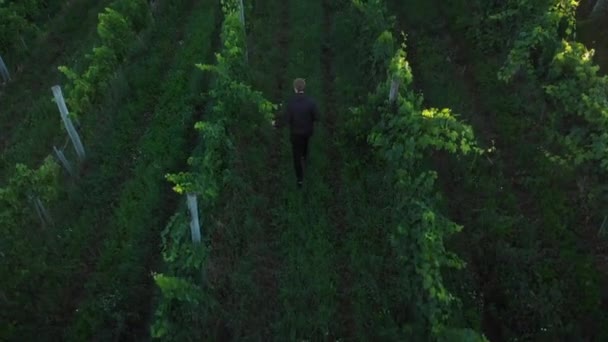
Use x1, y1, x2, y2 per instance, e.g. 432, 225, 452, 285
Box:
320, 0, 357, 338
272, 0, 340, 338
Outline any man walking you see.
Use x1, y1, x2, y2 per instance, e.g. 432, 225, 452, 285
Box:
281, 78, 319, 188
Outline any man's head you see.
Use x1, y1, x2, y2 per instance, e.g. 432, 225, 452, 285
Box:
293, 78, 306, 93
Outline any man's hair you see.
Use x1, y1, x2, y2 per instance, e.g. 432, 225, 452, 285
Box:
293, 78, 306, 92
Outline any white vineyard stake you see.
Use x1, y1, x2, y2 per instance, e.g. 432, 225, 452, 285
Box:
591, 0, 608, 17
150, 0, 158, 20
52, 85, 86, 161
53, 146, 75, 177
0, 55, 10, 82
389, 77, 400, 103
238, 0, 245, 25
239, 0, 249, 63
35, 197, 53, 226
29, 195, 53, 228
599, 216, 608, 238
187, 194, 202, 244
20, 36, 28, 50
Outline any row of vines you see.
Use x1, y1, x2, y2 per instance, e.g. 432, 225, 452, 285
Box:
151, 0, 489, 339
495, 0, 608, 222
490, 1, 608, 338
0, 0, 219, 340
386, 0, 608, 339
64, 0, 220, 339
152, 1, 277, 340
337, 0, 484, 339
3, 0, 606, 340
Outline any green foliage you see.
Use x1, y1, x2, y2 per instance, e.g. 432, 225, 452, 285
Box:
64, 3, 220, 337
336, 3, 486, 336
151, 216, 214, 341
0, 157, 59, 228
13, 2, 219, 341
220, 0, 241, 14
0, 0, 65, 64
384, 0, 607, 340
373, 30, 396, 71
111, 0, 150, 32
58, 45, 118, 115
151, 274, 215, 341
352, 0, 395, 38
166, 11, 273, 201
497, 0, 578, 82
0, 6, 30, 52
359, 47, 482, 339
98, 8, 134, 59
0, 157, 59, 341
333, 0, 396, 86
0, 157, 59, 216
337, 21, 398, 145
0, 0, 61, 56
544, 41, 608, 169
153, 5, 276, 340
494, 0, 608, 217
58, 0, 149, 118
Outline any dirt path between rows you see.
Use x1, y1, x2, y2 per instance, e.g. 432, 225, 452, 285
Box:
320, 0, 355, 338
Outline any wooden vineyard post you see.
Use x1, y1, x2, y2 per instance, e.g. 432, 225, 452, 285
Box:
187, 194, 202, 244
389, 76, 400, 103
52, 85, 86, 161
0, 55, 10, 82
53, 146, 75, 177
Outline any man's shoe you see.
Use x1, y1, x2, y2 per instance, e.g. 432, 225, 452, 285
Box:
297, 180, 303, 189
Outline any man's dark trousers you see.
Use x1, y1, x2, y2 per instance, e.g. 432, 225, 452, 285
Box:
291, 134, 309, 183
283, 92, 318, 185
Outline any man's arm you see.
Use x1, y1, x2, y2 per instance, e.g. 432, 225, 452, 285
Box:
274, 102, 290, 128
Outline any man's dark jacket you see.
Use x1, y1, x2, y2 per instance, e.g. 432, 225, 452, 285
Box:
283, 93, 319, 136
